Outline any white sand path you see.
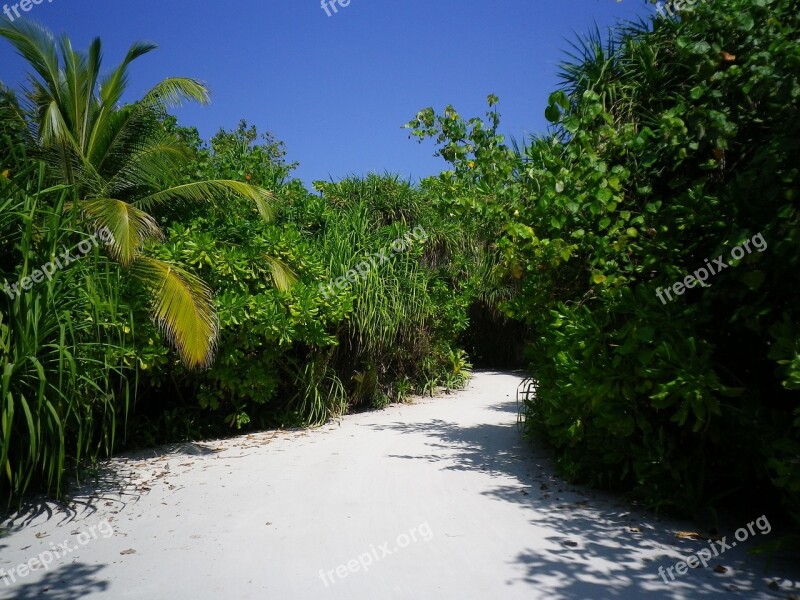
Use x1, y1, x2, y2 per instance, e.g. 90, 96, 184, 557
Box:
1, 371, 798, 599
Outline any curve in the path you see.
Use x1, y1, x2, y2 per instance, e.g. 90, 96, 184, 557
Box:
1, 371, 797, 599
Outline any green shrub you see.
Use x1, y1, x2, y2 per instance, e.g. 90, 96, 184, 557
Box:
136, 126, 487, 435
407, 0, 800, 522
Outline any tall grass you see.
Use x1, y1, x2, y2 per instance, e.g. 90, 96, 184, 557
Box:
284, 352, 347, 426
0, 164, 135, 506
319, 178, 432, 357
309, 175, 487, 405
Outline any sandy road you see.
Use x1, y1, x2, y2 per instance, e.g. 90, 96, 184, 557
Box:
1, 371, 797, 599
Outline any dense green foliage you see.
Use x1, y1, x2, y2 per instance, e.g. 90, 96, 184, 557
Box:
407, 0, 800, 523
127, 124, 488, 442
2, 0, 797, 535
0, 27, 489, 502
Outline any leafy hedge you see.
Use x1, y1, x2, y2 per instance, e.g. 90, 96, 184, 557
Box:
100, 125, 487, 448
407, 0, 800, 522
0, 91, 490, 500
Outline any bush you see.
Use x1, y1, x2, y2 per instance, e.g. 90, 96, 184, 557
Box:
407, 0, 800, 523
128, 126, 488, 441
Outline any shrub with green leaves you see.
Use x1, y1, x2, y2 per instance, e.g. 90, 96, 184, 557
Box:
407, 0, 800, 522
135, 126, 487, 436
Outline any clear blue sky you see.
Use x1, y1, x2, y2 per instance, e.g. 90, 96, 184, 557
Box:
0, 0, 652, 186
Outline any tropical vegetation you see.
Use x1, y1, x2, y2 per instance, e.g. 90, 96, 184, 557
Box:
1, 0, 798, 542
407, 0, 800, 527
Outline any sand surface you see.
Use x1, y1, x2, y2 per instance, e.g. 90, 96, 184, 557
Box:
1, 371, 798, 599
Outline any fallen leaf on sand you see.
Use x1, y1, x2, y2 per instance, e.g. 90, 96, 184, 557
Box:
675, 531, 707, 540
120, 549, 137, 555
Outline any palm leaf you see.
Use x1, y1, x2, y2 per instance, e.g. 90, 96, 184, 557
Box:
130, 256, 219, 369
101, 141, 189, 197
98, 40, 158, 107
140, 77, 210, 111
40, 99, 79, 149
262, 255, 299, 292
133, 180, 275, 221
0, 20, 60, 95
81, 198, 163, 265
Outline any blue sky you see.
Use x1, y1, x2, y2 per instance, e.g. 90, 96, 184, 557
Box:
0, 0, 653, 186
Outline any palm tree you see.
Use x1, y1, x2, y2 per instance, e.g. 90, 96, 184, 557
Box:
0, 19, 276, 368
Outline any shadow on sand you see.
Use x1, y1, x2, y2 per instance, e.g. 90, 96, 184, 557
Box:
373, 388, 799, 599
1, 441, 221, 532
1, 563, 108, 599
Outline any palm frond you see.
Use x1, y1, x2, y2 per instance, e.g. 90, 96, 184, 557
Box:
0, 20, 60, 95
40, 99, 79, 150
133, 180, 275, 221
87, 103, 158, 174
140, 77, 210, 111
98, 40, 158, 107
130, 256, 219, 369
81, 198, 163, 265
101, 140, 189, 197
262, 255, 299, 292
